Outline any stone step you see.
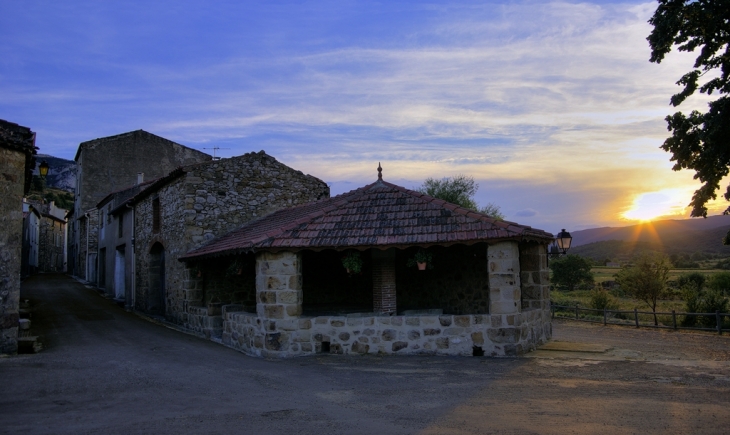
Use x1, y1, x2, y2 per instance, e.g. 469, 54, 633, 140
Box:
17, 336, 43, 354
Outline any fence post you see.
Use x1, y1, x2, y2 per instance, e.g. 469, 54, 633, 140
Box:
672, 310, 677, 330
634, 308, 639, 329
603, 308, 607, 326
717, 311, 722, 335
575, 305, 579, 320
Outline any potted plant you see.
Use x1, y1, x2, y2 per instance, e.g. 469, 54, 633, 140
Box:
341, 251, 363, 274
226, 258, 244, 276
407, 249, 433, 270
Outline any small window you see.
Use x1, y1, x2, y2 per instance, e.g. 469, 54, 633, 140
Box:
118, 213, 124, 238
152, 197, 160, 233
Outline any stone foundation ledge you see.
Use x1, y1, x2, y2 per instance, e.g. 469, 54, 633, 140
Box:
219, 308, 551, 358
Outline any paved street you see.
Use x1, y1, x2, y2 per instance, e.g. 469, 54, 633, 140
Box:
2, 274, 729, 435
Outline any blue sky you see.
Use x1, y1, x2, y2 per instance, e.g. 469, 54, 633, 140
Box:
1, 0, 720, 232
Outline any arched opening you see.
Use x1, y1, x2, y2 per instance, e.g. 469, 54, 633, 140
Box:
148, 242, 166, 315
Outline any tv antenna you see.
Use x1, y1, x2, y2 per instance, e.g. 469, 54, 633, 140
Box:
203, 146, 230, 160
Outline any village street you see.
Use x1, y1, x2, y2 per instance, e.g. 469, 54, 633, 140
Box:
2, 274, 729, 435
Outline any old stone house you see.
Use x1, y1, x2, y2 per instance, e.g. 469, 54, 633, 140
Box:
125, 151, 330, 324
0, 119, 37, 355
96, 176, 151, 307
38, 201, 68, 273
21, 200, 41, 278
179, 168, 554, 357
70, 130, 211, 283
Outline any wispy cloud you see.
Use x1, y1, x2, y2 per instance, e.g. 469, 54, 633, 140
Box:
0, 0, 718, 231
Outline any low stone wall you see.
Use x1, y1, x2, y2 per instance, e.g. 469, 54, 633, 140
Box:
222, 307, 551, 358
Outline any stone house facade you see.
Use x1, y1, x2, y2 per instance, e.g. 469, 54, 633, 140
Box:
96, 179, 149, 307
128, 151, 330, 323
21, 201, 41, 278
0, 119, 36, 355
180, 170, 554, 358
70, 130, 210, 282
38, 201, 68, 273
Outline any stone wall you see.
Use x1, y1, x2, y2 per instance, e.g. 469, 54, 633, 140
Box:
222, 308, 551, 357
135, 151, 329, 324
519, 241, 550, 311
39, 217, 65, 272
218, 241, 552, 358
0, 148, 26, 354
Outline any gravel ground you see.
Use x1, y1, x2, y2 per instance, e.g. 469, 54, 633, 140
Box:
1, 274, 728, 435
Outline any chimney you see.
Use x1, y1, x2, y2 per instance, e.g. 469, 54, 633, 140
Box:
137, 172, 144, 185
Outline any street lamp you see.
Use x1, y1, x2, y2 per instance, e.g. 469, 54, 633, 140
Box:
549, 228, 572, 258
38, 160, 50, 179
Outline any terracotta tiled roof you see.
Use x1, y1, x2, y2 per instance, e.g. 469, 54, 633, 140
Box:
180, 179, 553, 261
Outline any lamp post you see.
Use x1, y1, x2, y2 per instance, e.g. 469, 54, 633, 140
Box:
38, 160, 50, 179
548, 228, 572, 258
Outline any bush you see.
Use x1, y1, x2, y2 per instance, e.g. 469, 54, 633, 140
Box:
682, 286, 730, 327
590, 288, 619, 311
707, 272, 730, 296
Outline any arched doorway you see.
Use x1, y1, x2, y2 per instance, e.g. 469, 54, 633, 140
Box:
148, 243, 166, 315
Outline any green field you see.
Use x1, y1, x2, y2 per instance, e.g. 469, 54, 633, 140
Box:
590, 266, 730, 284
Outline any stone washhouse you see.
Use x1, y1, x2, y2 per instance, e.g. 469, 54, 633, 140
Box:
179, 168, 554, 358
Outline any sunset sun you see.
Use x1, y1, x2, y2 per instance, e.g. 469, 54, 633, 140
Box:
622, 189, 689, 222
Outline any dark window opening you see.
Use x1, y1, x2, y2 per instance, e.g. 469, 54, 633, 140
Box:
118, 213, 124, 238
472, 346, 484, 357
320, 341, 331, 353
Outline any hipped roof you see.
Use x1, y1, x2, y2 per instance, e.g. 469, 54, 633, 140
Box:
180, 178, 553, 261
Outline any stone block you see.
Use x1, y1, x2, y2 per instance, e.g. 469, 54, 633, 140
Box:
330, 318, 345, 327
288, 275, 302, 290
314, 317, 328, 325
405, 317, 420, 326
363, 328, 375, 336
391, 316, 403, 326
444, 327, 465, 336
487, 328, 520, 344
491, 316, 502, 328
439, 316, 452, 327
285, 305, 301, 317
392, 341, 408, 352
382, 329, 396, 341
435, 337, 449, 349
471, 331, 484, 345
352, 341, 370, 354
358, 336, 369, 343
423, 328, 441, 336
453, 316, 470, 327
298, 319, 312, 329
301, 342, 313, 352
490, 300, 518, 315
338, 332, 350, 341
346, 317, 363, 327
266, 276, 286, 290
277, 291, 300, 304
408, 330, 421, 340
263, 305, 284, 319
259, 291, 277, 304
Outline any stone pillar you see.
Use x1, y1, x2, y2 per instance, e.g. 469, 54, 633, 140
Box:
519, 242, 550, 310
487, 241, 521, 315
256, 251, 302, 320
372, 249, 396, 315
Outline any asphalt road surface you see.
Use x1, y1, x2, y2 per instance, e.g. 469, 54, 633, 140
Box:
1, 274, 729, 434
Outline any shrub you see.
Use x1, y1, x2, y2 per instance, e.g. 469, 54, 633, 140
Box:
590, 287, 619, 311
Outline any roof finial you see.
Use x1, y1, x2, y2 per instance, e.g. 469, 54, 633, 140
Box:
377, 162, 383, 181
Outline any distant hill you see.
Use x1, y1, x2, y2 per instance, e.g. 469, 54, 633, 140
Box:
35, 154, 75, 192
570, 216, 730, 262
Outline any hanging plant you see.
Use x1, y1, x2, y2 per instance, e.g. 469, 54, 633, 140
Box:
341, 251, 363, 274
407, 249, 433, 270
189, 264, 203, 278
226, 257, 244, 276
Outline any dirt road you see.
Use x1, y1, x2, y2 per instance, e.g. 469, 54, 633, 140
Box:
1, 274, 728, 434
